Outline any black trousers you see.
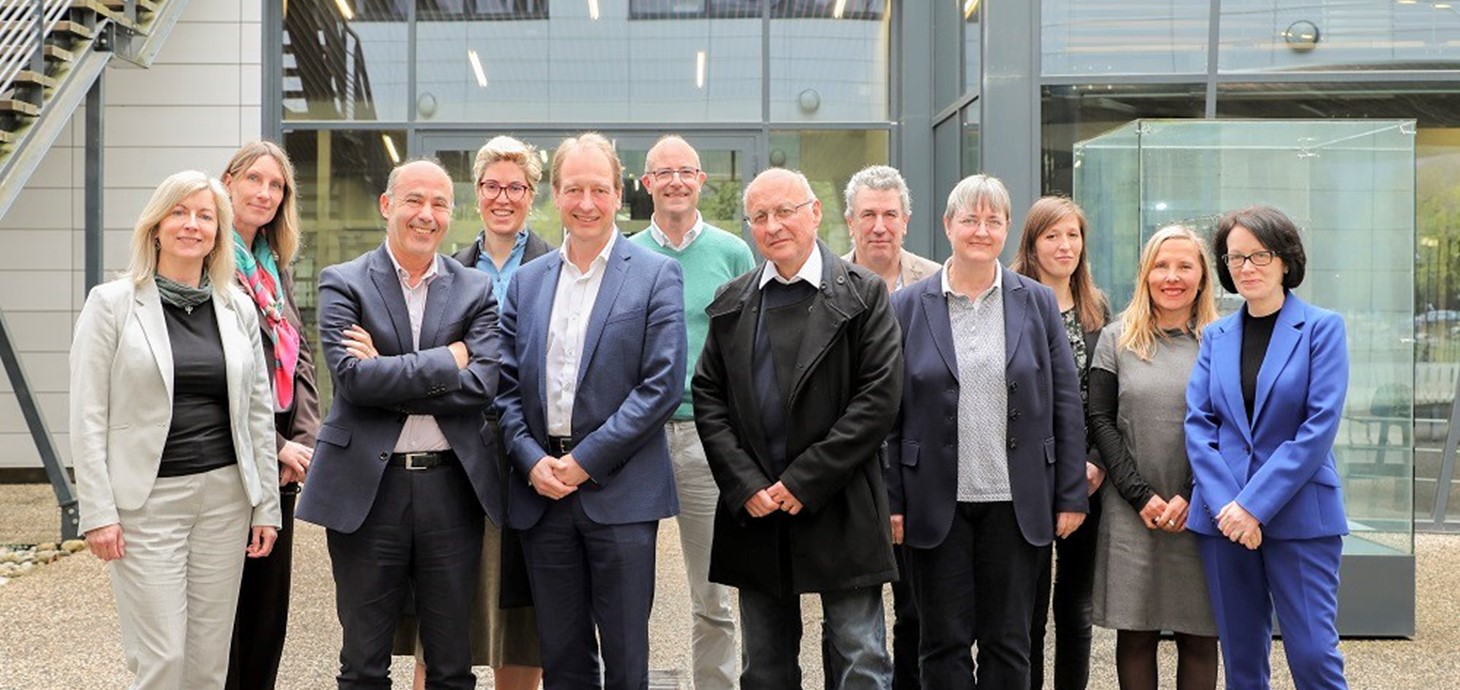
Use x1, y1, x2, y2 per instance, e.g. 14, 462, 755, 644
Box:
326, 462, 484, 690
225, 485, 298, 690
908, 501, 1045, 690
1030, 497, 1099, 690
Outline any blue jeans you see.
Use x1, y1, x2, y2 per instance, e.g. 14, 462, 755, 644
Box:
739, 584, 891, 690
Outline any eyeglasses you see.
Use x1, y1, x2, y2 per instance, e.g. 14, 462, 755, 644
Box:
744, 199, 815, 227
955, 216, 1007, 231
647, 167, 701, 183
1221, 250, 1276, 269
478, 180, 530, 202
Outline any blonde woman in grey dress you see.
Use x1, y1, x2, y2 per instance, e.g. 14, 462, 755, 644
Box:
1088, 226, 1220, 690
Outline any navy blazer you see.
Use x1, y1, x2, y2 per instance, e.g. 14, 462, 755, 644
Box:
1184, 293, 1349, 540
496, 234, 687, 530
297, 245, 502, 533
888, 267, 1088, 549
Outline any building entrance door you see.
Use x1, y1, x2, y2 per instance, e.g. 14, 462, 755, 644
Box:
420, 132, 760, 256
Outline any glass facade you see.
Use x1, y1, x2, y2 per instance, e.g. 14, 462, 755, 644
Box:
269, 0, 1451, 633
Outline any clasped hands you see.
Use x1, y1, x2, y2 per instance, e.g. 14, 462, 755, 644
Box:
529, 454, 591, 499
1216, 501, 1262, 550
744, 481, 804, 518
1139, 494, 1191, 534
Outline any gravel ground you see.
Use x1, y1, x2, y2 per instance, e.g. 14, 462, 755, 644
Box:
1, 482, 1455, 689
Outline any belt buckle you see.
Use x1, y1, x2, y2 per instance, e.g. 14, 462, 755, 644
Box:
402, 452, 432, 471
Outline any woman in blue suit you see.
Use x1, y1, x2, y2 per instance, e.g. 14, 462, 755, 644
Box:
1184, 205, 1349, 690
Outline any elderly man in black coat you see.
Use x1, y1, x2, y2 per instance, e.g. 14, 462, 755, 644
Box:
693, 168, 903, 690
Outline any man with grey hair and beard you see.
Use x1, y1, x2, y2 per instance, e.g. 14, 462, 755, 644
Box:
835, 163, 936, 690
841, 164, 941, 293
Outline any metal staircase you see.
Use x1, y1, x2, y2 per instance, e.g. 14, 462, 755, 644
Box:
0, 0, 189, 541
0, 0, 189, 219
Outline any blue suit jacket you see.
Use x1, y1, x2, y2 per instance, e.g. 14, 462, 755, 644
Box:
888, 267, 1088, 549
1184, 293, 1349, 539
495, 234, 686, 530
297, 245, 502, 533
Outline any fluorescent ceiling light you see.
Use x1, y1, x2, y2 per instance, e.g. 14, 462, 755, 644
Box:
588, 0, 600, 20
334, 0, 354, 21
964, 0, 981, 20
467, 49, 487, 88
382, 134, 400, 164
695, 50, 707, 89
833, 0, 848, 19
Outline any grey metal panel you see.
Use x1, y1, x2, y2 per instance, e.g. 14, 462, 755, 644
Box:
895, 0, 935, 260
1333, 552, 1415, 637
981, 0, 1040, 254
85, 77, 103, 293
262, 0, 282, 142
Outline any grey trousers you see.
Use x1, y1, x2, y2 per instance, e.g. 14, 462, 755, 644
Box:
667, 420, 739, 690
110, 465, 253, 690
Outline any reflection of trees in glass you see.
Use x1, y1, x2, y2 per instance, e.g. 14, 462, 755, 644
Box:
1416, 148, 1460, 366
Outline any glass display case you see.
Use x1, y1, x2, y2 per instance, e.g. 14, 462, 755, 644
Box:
1074, 119, 1416, 637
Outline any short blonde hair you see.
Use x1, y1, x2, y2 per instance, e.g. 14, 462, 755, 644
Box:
128, 170, 235, 288
472, 135, 543, 192
222, 141, 301, 265
944, 173, 1012, 222
552, 132, 622, 193
1117, 225, 1219, 361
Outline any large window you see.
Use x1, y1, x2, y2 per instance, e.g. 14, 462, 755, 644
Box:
1217, 0, 1460, 72
1041, 0, 1210, 76
769, 129, 890, 255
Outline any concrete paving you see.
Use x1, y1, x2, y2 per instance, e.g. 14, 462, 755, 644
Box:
1, 482, 1455, 689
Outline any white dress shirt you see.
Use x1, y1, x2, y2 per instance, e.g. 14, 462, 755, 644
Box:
545, 230, 619, 437
384, 243, 452, 453
758, 245, 823, 290
646, 212, 704, 252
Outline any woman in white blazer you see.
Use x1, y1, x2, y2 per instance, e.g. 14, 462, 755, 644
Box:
70, 170, 280, 690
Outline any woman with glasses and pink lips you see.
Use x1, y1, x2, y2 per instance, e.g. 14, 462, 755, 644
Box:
1088, 226, 1220, 690
392, 135, 550, 690
1185, 206, 1350, 690
1010, 197, 1109, 690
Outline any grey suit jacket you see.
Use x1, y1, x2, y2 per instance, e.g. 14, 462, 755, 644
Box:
70, 278, 281, 533
296, 244, 502, 533
842, 248, 942, 288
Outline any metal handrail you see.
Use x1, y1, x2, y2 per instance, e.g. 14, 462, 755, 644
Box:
0, 0, 70, 97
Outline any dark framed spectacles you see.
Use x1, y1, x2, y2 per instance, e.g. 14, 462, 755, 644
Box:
648, 167, 701, 183
1221, 250, 1276, 270
478, 180, 531, 201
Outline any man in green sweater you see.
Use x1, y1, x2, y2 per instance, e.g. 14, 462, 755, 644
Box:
629, 135, 755, 690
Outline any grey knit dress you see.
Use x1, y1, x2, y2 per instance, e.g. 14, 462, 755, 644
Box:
1089, 321, 1216, 635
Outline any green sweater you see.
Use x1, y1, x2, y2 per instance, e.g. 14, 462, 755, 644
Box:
630, 222, 756, 420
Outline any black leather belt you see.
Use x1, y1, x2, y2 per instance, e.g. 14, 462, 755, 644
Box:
547, 436, 576, 456
388, 450, 456, 470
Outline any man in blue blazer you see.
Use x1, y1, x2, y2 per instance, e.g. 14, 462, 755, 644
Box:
298, 159, 502, 690
496, 133, 687, 690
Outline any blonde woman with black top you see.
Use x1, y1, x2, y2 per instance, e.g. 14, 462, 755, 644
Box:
1088, 226, 1220, 690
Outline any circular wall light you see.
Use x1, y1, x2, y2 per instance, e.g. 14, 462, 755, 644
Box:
417, 92, 439, 118
1283, 20, 1320, 52
797, 89, 821, 114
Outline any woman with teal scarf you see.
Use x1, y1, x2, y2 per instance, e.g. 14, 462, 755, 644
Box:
222, 141, 321, 690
